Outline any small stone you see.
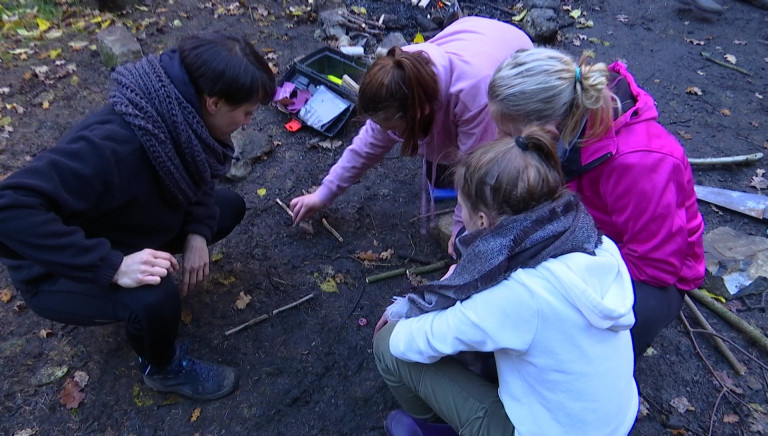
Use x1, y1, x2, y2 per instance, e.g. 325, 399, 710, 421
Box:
522, 8, 559, 43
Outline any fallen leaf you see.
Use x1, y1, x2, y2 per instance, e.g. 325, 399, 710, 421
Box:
714, 371, 744, 394
685, 86, 702, 96
350, 5, 366, 14
670, 430, 687, 436
749, 407, 768, 433
677, 130, 693, 140
407, 270, 428, 286
256, 187, 266, 197
38, 329, 53, 338
724, 413, 740, 423
670, 396, 695, 414
319, 277, 338, 293
720, 109, 731, 116
733, 40, 747, 45
181, 308, 193, 325
0, 287, 12, 303
211, 252, 223, 262
235, 292, 252, 310
575, 18, 594, 29
354, 250, 379, 262
569, 8, 582, 19
752, 121, 761, 128
379, 248, 394, 261
684, 37, 705, 45
333, 272, 347, 283
724, 54, 737, 64
696, 70, 706, 76
190, 407, 201, 422
73, 370, 89, 388
616, 14, 629, 22
59, 378, 85, 409
413, 32, 424, 43
643, 346, 658, 356
13, 428, 38, 436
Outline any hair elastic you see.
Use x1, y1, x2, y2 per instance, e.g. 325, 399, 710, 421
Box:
515, 136, 529, 151
574, 66, 582, 83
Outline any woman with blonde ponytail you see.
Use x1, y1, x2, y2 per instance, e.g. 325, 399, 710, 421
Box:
373, 127, 638, 436
489, 47, 705, 361
290, 17, 532, 243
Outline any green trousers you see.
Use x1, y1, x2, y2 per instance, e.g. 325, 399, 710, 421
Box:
374, 322, 515, 436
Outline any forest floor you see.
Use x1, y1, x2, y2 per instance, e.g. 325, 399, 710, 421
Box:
1, 0, 767, 435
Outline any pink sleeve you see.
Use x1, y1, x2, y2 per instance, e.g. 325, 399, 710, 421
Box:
315, 120, 398, 204
599, 153, 688, 287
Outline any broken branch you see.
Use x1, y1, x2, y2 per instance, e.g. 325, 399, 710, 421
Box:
275, 198, 294, 217
700, 51, 752, 76
688, 152, 763, 166
683, 295, 746, 375
689, 288, 768, 354
225, 293, 316, 336
365, 260, 451, 284
322, 218, 343, 242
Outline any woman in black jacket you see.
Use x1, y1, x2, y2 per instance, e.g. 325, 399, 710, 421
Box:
0, 32, 275, 400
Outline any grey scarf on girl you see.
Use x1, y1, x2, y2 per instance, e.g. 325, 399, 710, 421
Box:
387, 191, 602, 320
109, 55, 233, 206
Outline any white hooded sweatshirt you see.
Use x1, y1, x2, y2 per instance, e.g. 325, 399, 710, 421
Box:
389, 236, 638, 436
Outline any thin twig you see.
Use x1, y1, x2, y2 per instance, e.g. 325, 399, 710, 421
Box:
275, 198, 294, 217
684, 296, 746, 375
700, 51, 752, 76
224, 293, 316, 336
689, 329, 768, 373
409, 208, 455, 222
322, 218, 343, 242
710, 388, 727, 436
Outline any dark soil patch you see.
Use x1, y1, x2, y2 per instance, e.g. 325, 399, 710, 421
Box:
1, 0, 767, 435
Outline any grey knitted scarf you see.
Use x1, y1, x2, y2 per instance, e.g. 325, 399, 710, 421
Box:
109, 55, 233, 206
387, 191, 602, 319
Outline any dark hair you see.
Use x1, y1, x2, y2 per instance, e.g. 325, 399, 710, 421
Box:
454, 126, 564, 223
178, 32, 276, 106
358, 47, 439, 156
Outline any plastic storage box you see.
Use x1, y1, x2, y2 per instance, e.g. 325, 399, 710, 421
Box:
280, 47, 368, 136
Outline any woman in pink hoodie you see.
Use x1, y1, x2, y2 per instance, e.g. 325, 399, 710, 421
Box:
488, 47, 705, 359
290, 17, 532, 244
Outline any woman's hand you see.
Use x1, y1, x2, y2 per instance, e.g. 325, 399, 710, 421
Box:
373, 311, 393, 339
113, 249, 179, 288
441, 264, 457, 280
289, 192, 328, 225
447, 233, 457, 257
180, 234, 209, 297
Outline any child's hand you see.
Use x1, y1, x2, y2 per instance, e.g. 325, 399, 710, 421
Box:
447, 233, 457, 257
373, 311, 390, 339
441, 264, 457, 280
290, 192, 327, 224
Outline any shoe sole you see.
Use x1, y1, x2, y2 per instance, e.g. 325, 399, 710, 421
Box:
143, 372, 239, 401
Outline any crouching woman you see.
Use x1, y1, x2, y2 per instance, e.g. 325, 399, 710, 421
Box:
373, 129, 639, 436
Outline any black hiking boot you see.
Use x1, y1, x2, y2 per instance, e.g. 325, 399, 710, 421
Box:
139, 345, 238, 400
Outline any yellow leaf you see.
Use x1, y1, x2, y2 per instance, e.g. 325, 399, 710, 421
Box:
0, 116, 11, 127
190, 407, 201, 422
211, 252, 223, 262
234, 292, 252, 310
319, 277, 338, 293
181, 308, 193, 325
38, 328, 53, 338
413, 32, 424, 43
511, 9, 527, 22
48, 48, 62, 59
70, 75, 79, 85
569, 8, 582, 18
36, 18, 51, 32
723, 413, 740, 423
0, 287, 11, 303
256, 187, 266, 197
217, 275, 236, 285
720, 109, 731, 116
45, 29, 63, 39
42, 101, 50, 110
684, 37, 705, 46
677, 130, 692, 140
350, 5, 366, 14
101, 19, 112, 29
701, 289, 725, 303
724, 54, 737, 64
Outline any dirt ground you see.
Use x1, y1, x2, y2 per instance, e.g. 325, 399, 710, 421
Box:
1, 0, 767, 434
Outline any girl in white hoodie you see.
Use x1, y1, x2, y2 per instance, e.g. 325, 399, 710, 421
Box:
373, 128, 639, 436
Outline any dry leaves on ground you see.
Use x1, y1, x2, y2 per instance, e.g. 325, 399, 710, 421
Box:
59, 376, 86, 409
235, 292, 252, 309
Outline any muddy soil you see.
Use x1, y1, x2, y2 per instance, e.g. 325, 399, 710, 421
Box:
1, 0, 767, 435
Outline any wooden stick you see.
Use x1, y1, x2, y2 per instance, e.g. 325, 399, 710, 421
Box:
224, 293, 316, 336
688, 152, 763, 166
321, 218, 343, 242
341, 74, 359, 94
689, 288, 768, 353
409, 208, 455, 222
700, 51, 752, 76
365, 260, 451, 284
275, 198, 294, 217
683, 295, 746, 375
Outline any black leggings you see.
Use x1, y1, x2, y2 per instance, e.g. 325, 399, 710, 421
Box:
631, 280, 684, 360
18, 188, 245, 367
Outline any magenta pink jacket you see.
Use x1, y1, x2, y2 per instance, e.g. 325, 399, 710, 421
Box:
567, 62, 705, 290
314, 17, 533, 232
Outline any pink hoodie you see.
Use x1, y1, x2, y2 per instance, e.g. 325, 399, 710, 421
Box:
314, 17, 533, 233
567, 62, 705, 290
